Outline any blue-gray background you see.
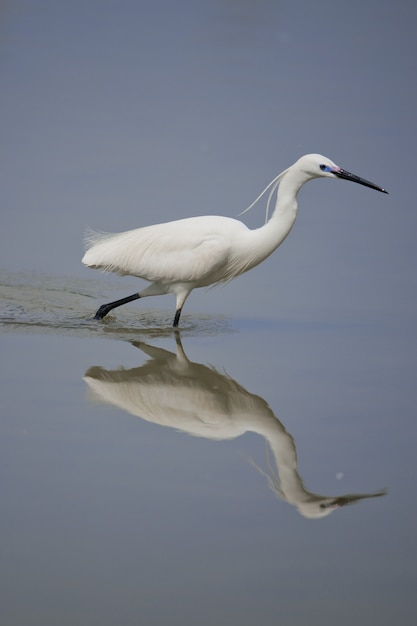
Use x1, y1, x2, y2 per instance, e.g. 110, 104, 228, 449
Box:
2, 0, 415, 323
1, 2, 416, 625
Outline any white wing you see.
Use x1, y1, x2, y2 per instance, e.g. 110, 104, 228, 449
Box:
82, 216, 250, 285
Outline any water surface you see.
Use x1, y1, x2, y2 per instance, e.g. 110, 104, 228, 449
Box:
1, 0, 416, 623
1, 272, 415, 625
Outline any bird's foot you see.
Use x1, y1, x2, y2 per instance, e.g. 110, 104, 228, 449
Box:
94, 304, 112, 320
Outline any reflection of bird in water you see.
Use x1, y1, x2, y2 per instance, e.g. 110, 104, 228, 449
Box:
84, 337, 386, 519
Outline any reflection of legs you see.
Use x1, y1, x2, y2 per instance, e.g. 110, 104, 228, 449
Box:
94, 293, 141, 320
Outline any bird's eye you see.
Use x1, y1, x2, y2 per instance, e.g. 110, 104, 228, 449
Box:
320, 164, 332, 172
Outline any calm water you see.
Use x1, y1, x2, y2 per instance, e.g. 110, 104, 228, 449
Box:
1, 271, 415, 625
2, 1, 417, 624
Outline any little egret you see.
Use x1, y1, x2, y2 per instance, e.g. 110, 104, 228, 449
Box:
82, 153, 387, 326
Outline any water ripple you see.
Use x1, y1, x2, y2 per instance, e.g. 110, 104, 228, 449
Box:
0, 270, 234, 340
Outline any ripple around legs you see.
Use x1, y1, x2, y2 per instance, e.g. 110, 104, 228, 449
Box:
0, 271, 235, 340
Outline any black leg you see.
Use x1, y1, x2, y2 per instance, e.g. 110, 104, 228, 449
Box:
94, 293, 141, 320
173, 307, 182, 327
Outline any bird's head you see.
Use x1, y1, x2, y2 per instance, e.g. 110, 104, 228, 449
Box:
295, 153, 388, 193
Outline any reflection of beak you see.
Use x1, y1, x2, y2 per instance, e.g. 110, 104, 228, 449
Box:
333, 168, 388, 194
321, 489, 387, 510
320, 499, 342, 511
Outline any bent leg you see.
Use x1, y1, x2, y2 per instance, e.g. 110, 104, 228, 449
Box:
94, 293, 140, 320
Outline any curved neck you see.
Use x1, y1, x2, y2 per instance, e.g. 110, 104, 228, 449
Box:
247, 168, 306, 260
273, 167, 306, 218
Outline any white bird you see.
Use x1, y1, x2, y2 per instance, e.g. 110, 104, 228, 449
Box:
82, 153, 387, 326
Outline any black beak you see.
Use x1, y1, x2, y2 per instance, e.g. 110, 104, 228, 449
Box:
334, 168, 388, 194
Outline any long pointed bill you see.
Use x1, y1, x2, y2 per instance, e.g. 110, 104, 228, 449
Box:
333, 168, 388, 194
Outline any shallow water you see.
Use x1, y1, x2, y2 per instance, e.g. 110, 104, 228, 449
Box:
1, 271, 415, 625
0, 271, 234, 339
2, 0, 417, 622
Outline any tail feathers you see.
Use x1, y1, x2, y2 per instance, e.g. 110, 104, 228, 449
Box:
83, 227, 114, 250
82, 228, 122, 272
82, 227, 140, 275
